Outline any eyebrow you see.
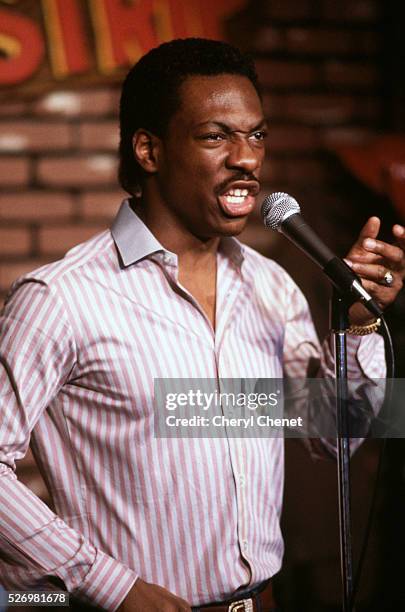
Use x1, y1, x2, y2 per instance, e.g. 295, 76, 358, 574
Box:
194, 119, 268, 132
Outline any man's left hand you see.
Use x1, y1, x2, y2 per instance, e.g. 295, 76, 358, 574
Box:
345, 216, 405, 325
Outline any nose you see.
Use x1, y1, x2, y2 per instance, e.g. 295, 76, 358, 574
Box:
225, 137, 263, 174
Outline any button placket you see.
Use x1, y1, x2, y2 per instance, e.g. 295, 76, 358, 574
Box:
229, 438, 250, 564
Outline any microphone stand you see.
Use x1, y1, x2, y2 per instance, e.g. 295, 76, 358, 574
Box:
330, 290, 353, 612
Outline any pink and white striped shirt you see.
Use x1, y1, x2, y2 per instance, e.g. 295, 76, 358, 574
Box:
0, 200, 385, 609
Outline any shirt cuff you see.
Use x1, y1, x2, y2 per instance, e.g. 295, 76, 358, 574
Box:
73, 548, 137, 611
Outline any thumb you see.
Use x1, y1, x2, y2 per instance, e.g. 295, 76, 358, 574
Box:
357, 216, 380, 241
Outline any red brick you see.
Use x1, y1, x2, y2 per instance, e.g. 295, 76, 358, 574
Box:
262, 94, 287, 120
0, 157, 30, 186
0, 228, 31, 255
109, 90, 121, 111
0, 259, 45, 292
38, 224, 107, 256
36, 155, 118, 187
78, 121, 119, 150
286, 28, 379, 56
357, 31, 381, 55
322, 127, 375, 147
263, 93, 362, 124
355, 97, 381, 120
283, 94, 357, 124
253, 27, 285, 53
0, 122, 73, 152
33, 90, 119, 117
322, 0, 379, 21
323, 61, 379, 88
263, 94, 376, 124
79, 191, 126, 219
256, 60, 318, 89
284, 158, 332, 184
260, 159, 285, 183
264, 0, 313, 20
0, 193, 74, 222
267, 126, 319, 152
386, 164, 405, 221
0, 102, 29, 116
239, 221, 276, 254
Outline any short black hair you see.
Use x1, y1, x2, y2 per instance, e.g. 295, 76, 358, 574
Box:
118, 38, 261, 195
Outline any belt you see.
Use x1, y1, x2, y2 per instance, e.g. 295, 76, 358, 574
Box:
192, 579, 277, 612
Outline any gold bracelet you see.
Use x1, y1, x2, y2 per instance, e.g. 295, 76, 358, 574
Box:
346, 318, 381, 336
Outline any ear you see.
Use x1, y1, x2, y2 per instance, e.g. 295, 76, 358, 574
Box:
132, 129, 161, 174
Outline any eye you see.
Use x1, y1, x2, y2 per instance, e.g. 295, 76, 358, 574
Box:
201, 133, 226, 142
250, 130, 268, 142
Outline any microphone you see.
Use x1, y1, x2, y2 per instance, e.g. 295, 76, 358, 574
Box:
261, 192, 383, 318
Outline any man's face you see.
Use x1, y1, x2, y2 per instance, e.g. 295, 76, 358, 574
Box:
153, 73, 267, 239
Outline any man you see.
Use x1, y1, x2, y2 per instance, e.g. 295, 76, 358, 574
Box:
0, 39, 404, 612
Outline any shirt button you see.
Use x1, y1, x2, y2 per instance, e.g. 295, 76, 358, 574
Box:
239, 475, 245, 487
242, 540, 248, 552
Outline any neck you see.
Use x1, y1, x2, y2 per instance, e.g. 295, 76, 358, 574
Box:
131, 195, 220, 271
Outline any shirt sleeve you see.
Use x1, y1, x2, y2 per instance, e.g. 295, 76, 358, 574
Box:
281, 278, 386, 456
282, 279, 386, 380
0, 280, 137, 610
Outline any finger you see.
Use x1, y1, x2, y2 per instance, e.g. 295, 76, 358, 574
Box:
345, 251, 384, 265
357, 216, 381, 240
360, 278, 381, 293
359, 277, 403, 306
358, 278, 387, 303
393, 224, 405, 241
362, 238, 404, 267
346, 217, 381, 259
393, 224, 405, 254
351, 262, 401, 286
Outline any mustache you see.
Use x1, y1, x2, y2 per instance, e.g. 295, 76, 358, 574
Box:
215, 174, 260, 195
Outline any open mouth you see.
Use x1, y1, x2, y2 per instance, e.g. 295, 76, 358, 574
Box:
218, 183, 259, 217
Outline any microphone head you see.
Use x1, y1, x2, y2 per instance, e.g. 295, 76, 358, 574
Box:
261, 192, 301, 230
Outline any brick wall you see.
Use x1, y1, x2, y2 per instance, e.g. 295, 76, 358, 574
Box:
0, 89, 125, 302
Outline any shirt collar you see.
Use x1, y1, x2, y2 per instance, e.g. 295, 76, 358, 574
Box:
111, 198, 246, 271
111, 199, 169, 266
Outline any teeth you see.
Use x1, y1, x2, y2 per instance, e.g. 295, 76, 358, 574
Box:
222, 187, 251, 205
226, 188, 249, 197
225, 195, 246, 204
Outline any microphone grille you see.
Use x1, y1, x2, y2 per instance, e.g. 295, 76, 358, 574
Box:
261, 192, 300, 230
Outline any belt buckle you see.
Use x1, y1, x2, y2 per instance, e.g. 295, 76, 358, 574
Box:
228, 598, 253, 612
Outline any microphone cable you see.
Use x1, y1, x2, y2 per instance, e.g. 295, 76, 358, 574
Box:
350, 315, 395, 608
